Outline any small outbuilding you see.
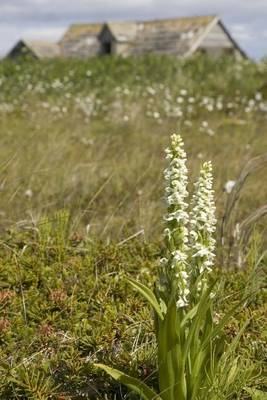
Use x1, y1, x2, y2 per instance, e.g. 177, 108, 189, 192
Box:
98, 16, 247, 59
7, 40, 61, 59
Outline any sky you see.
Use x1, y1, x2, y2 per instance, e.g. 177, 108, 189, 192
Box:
0, 0, 267, 59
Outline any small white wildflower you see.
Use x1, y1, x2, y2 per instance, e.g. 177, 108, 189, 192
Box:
207, 128, 215, 136
216, 102, 223, 110
248, 99, 255, 108
86, 224, 91, 234
201, 121, 209, 128
24, 189, 33, 198
187, 105, 194, 113
224, 180, 236, 194
255, 92, 262, 101
160, 257, 168, 265
176, 96, 184, 104
147, 87, 156, 95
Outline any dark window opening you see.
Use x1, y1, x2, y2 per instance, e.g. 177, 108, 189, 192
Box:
102, 41, 112, 55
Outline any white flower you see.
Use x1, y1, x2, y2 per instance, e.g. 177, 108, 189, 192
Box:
248, 99, 255, 108
224, 180, 236, 194
86, 224, 91, 234
147, 87, 156, 95
255, 92, 262, 101
216, 102, 223, 110
176, 96, 184, 104
164, 134, 190, 307
190, 161, 217, 282
172, 250, 188, 263
24, 189, 33, 198
192, 246, 211, 258
176, 298, 187, 308
206, 104, 214, 112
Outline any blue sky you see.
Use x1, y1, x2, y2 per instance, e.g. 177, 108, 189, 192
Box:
0, 0, 267, 59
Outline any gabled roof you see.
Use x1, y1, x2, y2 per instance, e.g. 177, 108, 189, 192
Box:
135, 15, 217, 55
142, 15, 216, 31
101, 15, 216, 40
60, 23, 103, 43
100, 22, 139, 42
7, 40, 61, 59
23, 40, 61, 58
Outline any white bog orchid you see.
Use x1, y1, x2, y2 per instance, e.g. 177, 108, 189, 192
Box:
163, 136, 217, 307
163, 134, 190, 308
190, 161, 217, 290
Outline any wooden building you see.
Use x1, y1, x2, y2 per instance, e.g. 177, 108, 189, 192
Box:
7, 16, 247, 60
60, 16, 247, 59
59, 23, 102, 58
7, 40, 61, 59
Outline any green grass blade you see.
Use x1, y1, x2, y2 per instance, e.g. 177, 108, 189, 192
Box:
127, 277, 164, 320
94, 363, 162, 400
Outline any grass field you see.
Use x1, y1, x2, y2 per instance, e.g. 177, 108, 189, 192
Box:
0, 55, 266, 399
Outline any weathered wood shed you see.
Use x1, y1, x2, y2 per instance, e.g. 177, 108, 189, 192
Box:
60, 15, 247, 59
7, 40, 61, 59
59, 23, 102, 58
99, 16, 246, 58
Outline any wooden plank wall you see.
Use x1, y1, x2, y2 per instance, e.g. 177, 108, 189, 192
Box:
201, 23, 233, 49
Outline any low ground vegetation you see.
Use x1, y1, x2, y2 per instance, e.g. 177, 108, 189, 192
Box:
0, 55, 266, 399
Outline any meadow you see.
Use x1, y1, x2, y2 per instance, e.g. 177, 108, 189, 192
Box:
0, 55, 266, 399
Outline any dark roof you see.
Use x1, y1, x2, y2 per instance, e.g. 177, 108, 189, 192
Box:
8, 40, 61, 58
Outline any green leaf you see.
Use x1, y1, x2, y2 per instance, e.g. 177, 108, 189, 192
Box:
180, 303, 198, 329
126, 277, 164, 320
94, 363, 162, 400
157, 299, 187, 400
245, 388, 267, 399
